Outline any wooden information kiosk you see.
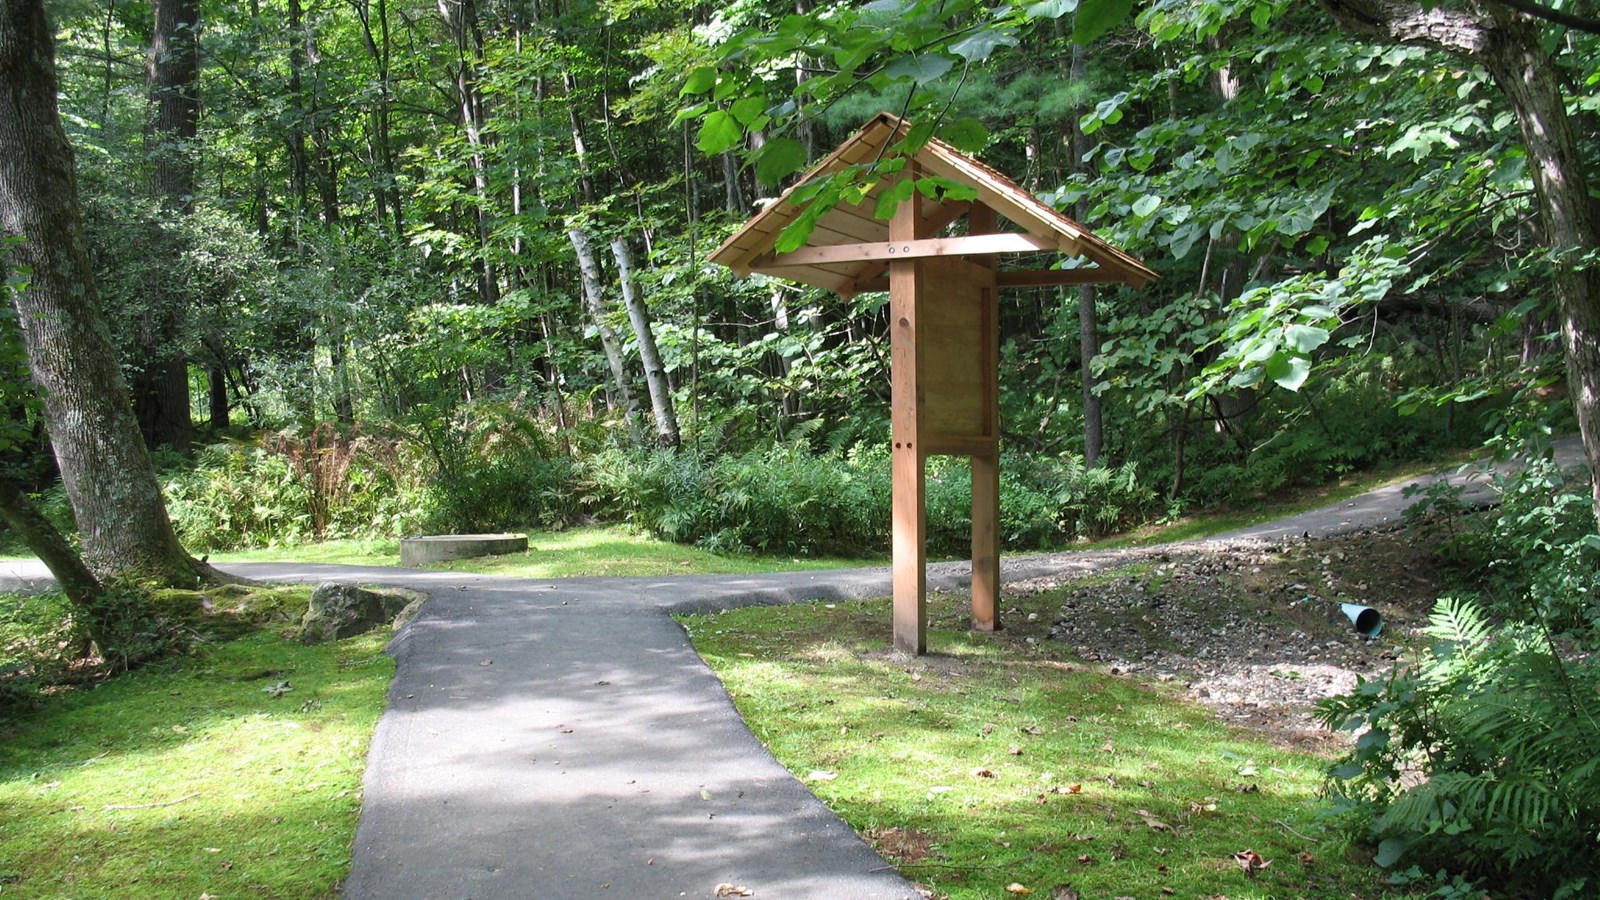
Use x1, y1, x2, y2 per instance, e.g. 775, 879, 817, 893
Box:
711, 114, 1156, 655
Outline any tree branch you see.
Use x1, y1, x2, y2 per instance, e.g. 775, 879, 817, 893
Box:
1319, 0, 1495, 54
1494, 0, 1600, 36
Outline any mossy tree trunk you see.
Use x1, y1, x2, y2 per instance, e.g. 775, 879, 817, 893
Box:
0, 0, 226, 587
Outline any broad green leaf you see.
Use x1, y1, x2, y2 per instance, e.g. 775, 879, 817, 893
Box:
1026, 0, 1077, 17
1331, 761, 1365, 781
1374, 838, 1407, 868
776, 202, 827, 253
730, 97, 768, 128
1168, 221, 1202, 258
1265, 354, 1310, 391
696, 110, 742, 154
950, 29, 1018, 63
754, 138, 808, 188
1131, 194, 1161, 217
681, 67, 717, 96
1242, 337, 1279, 365
874, 178, 916, 220
941, 117, 989, 153
1284, 324, 1330, 353
884, 52, 956, 85
1073, 0, 1134, 44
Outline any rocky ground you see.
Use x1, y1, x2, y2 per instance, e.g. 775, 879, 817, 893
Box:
997, 526, 1447, 750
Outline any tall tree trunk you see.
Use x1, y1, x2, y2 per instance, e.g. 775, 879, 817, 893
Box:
1318, 0, 1600, 525
1069, 43, 1103, 466
0, 0, 221, 586
148, 0, 200, 210
285, 0, 311, 231
441, 0, 498, 304
610, 236, 679, 447
567, 227, 640, 441
350, 0, 401, 236
136, 0, 202, 450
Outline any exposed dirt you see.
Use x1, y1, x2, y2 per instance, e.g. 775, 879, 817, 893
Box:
990, 526, 1445, 751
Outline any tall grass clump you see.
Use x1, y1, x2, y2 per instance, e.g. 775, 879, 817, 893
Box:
164, 425, 421, 551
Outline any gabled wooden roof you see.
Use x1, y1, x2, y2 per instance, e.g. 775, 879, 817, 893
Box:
709, 112, 1158, 295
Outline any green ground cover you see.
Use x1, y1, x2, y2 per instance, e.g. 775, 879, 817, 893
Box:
210, 524, 877, 578
0, 587, 392, 899
681, 596, 1401, 900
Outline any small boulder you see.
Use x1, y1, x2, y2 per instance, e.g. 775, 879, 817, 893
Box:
302, 583, 416, 643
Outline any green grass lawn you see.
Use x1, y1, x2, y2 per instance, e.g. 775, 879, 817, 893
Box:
0, 587, 393, 899
209, 523, 880, 578
681, 596, 1404, 900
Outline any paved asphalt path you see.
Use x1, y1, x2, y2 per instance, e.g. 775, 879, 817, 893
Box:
0, 438, 1586, 899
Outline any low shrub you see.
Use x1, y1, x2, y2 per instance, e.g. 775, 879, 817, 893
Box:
1323, 427, 1600, 898
1318, 597, 1600, 898
164, 427, 424, 551
583, 442, 1162, 556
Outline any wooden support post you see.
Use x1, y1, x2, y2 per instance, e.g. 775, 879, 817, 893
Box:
968, 204, 1001, 633
971, 450, 999, 632
890, 178, 926, 655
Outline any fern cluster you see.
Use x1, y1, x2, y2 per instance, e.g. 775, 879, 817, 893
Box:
1319, 596, 1600, 897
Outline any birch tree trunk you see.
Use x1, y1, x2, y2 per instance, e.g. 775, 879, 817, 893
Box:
441, 0, 498, 304
610, 236, 679, 447
0, 0, 222, 586
567, 227, 640, 441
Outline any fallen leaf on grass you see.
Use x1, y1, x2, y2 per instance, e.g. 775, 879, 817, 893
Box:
1232, 849, 1271, 877
1050, 886, 1079, 900
1299, 851, 1315, 867
1004, 884, 1032, 895
970, 767, 998, 779
1008, 746, 1024, 756
714, 883, 754, 897
1135, 810, 1172, 831
806, 770, 838, 782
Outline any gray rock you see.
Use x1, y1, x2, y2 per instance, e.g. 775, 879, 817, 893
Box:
302, 583, 419, 643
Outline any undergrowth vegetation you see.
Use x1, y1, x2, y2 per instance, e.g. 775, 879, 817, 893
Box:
0, 360, 1486, 563
1321, 422, 1600, 899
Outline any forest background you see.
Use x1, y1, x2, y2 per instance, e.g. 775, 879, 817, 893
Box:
4, 0, 1600, 894
4, 0, 1580, 561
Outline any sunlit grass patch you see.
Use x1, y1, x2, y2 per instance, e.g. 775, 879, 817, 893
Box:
681, 598, 1400, 899
0, 590, 392, 899
214, 524, 880, 578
